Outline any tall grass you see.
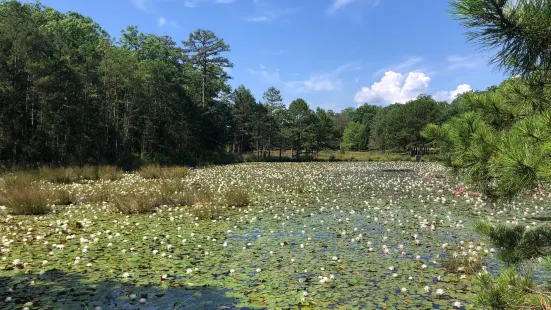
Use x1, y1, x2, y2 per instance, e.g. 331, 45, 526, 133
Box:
39, 167, 79, 184
139, 165, 190, 179
98, 165, 122, 181
157, 181, 214, 206
224, 186, 249, 207
1, 187, 52, 215
113, 193, 158, 214
52, 189, 77, 206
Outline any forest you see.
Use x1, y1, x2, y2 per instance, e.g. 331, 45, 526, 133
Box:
0, 0, 466, 168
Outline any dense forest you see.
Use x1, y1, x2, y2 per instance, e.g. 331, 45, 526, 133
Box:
0, 0, 469, 167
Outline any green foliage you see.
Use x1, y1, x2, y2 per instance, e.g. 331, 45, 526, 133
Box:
473, 267, 541, 310
341, 122, 364, 151
450, 0, 551, 80
474, 221, 551, 266
439, 2, 551, 309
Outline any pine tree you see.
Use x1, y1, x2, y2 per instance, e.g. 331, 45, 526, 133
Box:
421, 1, 551, 308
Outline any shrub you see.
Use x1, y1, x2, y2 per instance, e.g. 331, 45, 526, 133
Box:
99, 165, 122, 181
2, 187, 52, 215
113, 193, 157, 214
224, 186, 249, 207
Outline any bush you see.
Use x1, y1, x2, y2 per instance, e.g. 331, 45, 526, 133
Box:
2, 187, 52, 215
224, 186, 249, 207
113, 193, 157, 214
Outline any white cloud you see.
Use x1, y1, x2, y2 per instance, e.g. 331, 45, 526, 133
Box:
447, 55, 482, 70
245, 16, 269, 22
285, 62, 360, 93
131, 0, 150, 11
434, 84, 472, 102
327, 0, 361, 13
184, 0, 236, 8
286, 75, 339, 92
248, 68, 281, 83
158, 17, 167, 27
354, 71, 431, 104
372, 57, 423, 77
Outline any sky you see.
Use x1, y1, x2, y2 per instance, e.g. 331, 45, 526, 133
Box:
25, 0, 508, 111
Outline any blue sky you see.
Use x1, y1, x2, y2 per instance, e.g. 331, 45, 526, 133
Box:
27, 0, 507, 111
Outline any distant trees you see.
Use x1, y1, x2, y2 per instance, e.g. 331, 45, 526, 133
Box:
0, 0, 465, 167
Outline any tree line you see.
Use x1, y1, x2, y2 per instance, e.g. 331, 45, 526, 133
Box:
0, 0, 458, 168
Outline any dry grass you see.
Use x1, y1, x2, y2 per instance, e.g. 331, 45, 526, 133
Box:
157, 181, 214, 206
52, 189, 77, 206
139, 165, 190, 179
98, 165, 122, 181
78, 165, 100, 181
1, 187, 52, 215
39, 167, 79, 184
113, 193, 158, 214
80, 186, 111, 204
0, 172, 40, 189
224, 186, 249, 207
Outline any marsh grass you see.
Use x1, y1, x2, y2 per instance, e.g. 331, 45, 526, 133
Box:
52, 189, 77, 206
39, 167, 79, 184
295, 179, 307, 194
113, 193, 158, 214
441, 252, 484, 274
157, 181, 214, 206
81, 186, 111, 204
0, 171, 41, 189
224, 186, 249, 207
98, 165, 122, 181
139, 165, 190, 179
2, 187, 52, 215
78, 165, 100, 181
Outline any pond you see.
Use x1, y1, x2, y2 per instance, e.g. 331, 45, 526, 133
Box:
1, 162, 549, 309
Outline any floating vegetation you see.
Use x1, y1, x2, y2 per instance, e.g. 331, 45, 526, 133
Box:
0, 162, 549, 309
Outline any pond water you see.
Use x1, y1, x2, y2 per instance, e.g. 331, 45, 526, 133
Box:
1, 162, 550, 309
